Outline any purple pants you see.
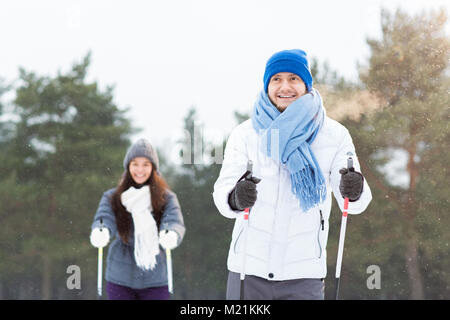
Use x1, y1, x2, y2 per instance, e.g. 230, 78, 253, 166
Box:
106, 281, 170, 300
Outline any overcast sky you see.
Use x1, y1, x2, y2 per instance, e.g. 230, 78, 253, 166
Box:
1, 0, 449, 163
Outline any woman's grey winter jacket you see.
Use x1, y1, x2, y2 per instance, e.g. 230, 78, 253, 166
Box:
91, 188, 185, 289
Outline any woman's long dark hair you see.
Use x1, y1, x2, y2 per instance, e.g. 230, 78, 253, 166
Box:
111, 167, 169, 244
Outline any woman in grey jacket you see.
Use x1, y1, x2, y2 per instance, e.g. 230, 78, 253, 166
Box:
90, 138, 185, 300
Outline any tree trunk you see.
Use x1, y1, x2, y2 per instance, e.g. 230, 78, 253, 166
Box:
404, 239, 425, 299
18, 281, 27, 299
41, 191, 55, 300
42, 253, 51, 300
403, 138, 425, 299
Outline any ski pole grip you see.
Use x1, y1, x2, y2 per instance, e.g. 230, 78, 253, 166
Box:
243, 160, 253, 218
245, 160, 253, 180
237, 160, 253, 183
346, 152, 353, 170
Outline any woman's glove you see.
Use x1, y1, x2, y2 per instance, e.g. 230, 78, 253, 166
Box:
90, 227, 110, 248
121, 186, 152, 214
159, 230, 179, 250
339, 167, 364, 201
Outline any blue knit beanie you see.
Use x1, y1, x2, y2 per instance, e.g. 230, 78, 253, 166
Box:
263, 49, 313, 93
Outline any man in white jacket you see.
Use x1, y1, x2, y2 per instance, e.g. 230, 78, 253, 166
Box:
213, 49, 372, 300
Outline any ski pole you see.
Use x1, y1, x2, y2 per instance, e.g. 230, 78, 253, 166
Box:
240, 160, 253, 300
165, 230, 174, 295
335, 152, 353, 300
97, 219, 104, 299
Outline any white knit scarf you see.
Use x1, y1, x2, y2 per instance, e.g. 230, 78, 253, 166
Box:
121, 186, 160, 270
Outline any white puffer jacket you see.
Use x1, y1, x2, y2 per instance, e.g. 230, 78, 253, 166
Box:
213, 117, 372, 281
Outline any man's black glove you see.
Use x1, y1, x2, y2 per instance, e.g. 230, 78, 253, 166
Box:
339, 167, 364, 201
228, 176, 261, 211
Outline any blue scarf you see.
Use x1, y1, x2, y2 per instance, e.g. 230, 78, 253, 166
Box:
251, 88, 326, 212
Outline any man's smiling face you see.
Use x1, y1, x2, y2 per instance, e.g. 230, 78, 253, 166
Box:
267, 72, 307, 112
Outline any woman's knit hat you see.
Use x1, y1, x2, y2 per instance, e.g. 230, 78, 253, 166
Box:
263, 49, 313, 93
123, 138, 160, 173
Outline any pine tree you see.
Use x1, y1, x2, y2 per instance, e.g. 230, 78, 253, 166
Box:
169, 107, 232, 298
355, 8, 450, 299
0, 53, 135, 299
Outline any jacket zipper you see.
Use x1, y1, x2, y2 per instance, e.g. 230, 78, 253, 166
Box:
320, 210, 324, 231
266, 164, 281, 272
317, 210, 324, 258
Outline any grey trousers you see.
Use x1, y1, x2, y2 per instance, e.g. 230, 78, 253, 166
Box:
226, 271, 324, 300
